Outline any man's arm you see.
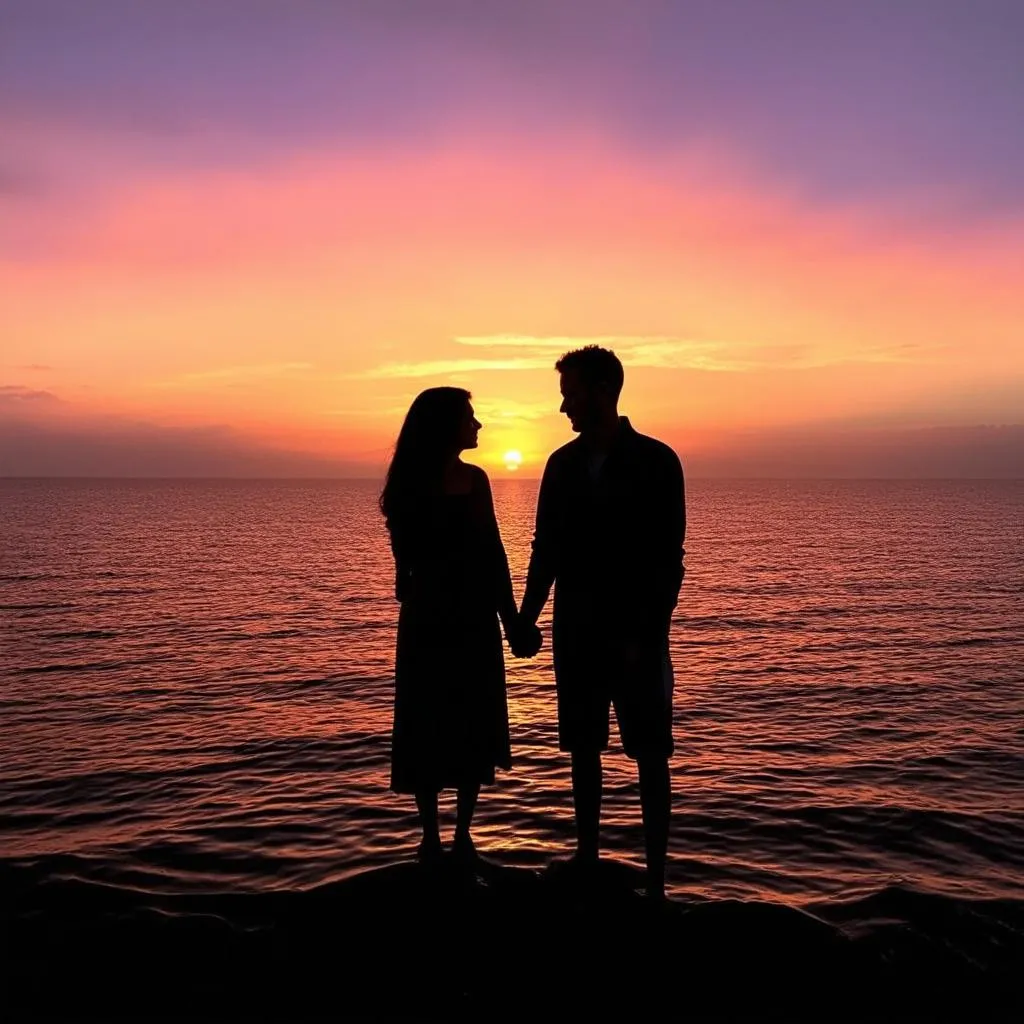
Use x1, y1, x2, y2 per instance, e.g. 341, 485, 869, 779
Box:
519, 456, 559, 627
640, 445, 686, 632
664, 448, 686, 611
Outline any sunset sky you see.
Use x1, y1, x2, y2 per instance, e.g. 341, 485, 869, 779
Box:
2, 0, 1022, 477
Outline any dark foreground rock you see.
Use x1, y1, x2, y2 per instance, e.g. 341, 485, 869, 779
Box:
4, 856, 1022, 1020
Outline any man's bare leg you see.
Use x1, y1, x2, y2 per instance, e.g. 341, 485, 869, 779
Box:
571, 749, 602, 863
638, 755, 670, 898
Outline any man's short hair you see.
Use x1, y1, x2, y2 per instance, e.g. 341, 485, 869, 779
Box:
554, 345, 624, 398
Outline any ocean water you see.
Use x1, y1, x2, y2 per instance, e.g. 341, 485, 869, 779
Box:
2, 477, 1023, 913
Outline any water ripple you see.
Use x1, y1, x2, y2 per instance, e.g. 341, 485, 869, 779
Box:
1, 477, 1022, 913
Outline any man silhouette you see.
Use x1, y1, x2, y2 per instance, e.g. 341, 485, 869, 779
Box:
519, 346, 685, 899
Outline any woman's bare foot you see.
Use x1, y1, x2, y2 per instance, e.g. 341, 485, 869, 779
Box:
416, 836, 443, 865
451, 831, 478, 866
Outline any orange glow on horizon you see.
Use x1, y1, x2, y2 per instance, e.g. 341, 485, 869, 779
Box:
3, 142, 1023, 477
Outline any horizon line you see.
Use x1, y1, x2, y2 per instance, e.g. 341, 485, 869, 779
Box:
3, 475, 1022, 483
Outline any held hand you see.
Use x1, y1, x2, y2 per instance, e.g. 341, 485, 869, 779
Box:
507, 616, 543, 659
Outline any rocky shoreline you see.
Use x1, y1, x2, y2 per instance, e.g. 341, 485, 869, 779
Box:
5, 856, 1022, 1020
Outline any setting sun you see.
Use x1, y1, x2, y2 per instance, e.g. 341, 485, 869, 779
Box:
503, 450, 523, 472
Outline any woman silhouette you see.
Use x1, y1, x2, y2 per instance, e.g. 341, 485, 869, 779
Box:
380, 387, 525, 863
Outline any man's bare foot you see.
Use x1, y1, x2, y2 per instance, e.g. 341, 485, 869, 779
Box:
547, 850, 599, 881
645, 869, 666, 901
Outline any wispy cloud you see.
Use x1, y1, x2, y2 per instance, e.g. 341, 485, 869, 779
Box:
461, 334, 938, 370
678, 424, 1024, 479
472, 397, 553, 422
0, 384, 60, 403
351, 356, 551, 380
452, 334, 748, 370
0, 411, 377, 478
454, 335, 627, 349
356, 334, 935, 381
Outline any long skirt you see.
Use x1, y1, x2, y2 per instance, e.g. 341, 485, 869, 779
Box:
390, 597, 511, 794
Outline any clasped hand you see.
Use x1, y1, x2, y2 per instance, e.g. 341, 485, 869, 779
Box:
506, 615, 542, 659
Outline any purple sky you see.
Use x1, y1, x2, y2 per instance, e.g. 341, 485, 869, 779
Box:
4, 0, 1023, 212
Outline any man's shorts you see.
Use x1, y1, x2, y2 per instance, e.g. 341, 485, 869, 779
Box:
553, 632, 674, 759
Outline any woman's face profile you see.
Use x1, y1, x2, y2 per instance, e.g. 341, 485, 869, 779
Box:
456, 401, 481, 451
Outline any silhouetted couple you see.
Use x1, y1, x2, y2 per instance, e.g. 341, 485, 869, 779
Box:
379, 346, 685, 899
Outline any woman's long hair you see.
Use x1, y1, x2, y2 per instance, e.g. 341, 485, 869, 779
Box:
379, 387, 471, 530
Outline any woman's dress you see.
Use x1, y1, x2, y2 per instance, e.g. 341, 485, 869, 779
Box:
388, 467, 514, 793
